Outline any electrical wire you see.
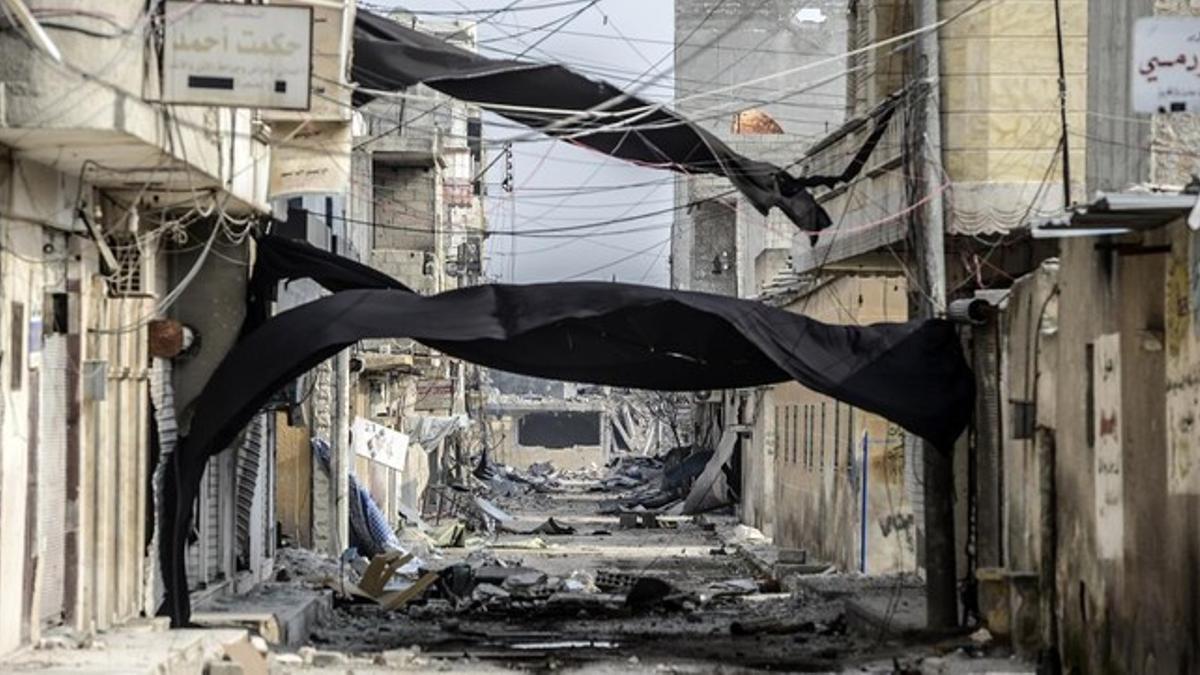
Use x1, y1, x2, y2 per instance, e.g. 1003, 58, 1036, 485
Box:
358, 0, 596, 16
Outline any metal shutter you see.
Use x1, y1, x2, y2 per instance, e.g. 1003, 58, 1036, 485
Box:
37, 334, 68, 625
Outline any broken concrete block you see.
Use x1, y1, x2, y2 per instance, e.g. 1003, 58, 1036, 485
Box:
36, 635, 81, 650
272, 654, 303, 667
248, 636, 269, 655
710, 578, 759, 594
472, 583, 511, 601
501, 570, 547, 590
778, 548, 808, 564
297, 646, 317, 665
310, 650, 347, 667
221, 633, 267, 675
205, 661, 244, 675
379, 648, 421, 667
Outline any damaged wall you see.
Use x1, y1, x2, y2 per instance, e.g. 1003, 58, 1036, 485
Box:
670, 0, 849, 293
766, 274, 918, 574
1048, 223, 1200, 672
0, 155, 160, 652
492, 412, 610, 472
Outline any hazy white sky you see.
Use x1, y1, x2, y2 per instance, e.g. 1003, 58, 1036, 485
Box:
378, 1, 677, 285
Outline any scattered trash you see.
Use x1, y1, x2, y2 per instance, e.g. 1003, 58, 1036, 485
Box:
969, 627, 994, 644
475, 565, 544, 587
618, 512, 660, 529
560, 569, 598, 593
436, 564, 475, 603
595, 569, 641, 593
500, 570, 548, 592
730, 524, 769, 543
710, 578, 759, 594
528, 517, 576, 535
493, 537, 550, 550
472, 583, 511, 603
625, 577, 676, 608
510, 640, 618, 651
473, 496, 516, 533
730, 616, 817, 636
431, 521, 466, 548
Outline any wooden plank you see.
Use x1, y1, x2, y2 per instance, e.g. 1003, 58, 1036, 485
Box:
378, 571, 439, 611
358, 551, 414, 597
274, 412, 312, 548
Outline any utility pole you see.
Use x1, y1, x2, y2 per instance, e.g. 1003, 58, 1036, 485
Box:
1052, 0, 1072, 206
331, 349, 351, 556
912, 0, 956, 631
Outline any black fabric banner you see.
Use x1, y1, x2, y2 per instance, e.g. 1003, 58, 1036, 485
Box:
159, 236, 973, 626
352, 10, 896, 233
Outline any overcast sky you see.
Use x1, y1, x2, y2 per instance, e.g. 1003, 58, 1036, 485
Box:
379, 0, 676, 285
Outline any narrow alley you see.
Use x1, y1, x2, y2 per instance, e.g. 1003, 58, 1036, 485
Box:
3, 1, 1196, 672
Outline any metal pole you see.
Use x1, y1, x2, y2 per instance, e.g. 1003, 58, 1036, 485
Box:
331, 349, 351, 555
914, 0, 957, 631
1053, 0, 1072, 207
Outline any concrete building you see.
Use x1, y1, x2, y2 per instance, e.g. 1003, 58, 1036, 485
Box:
670, 0, 849, 295
487, 396, 615, 472
277, 10, 487, 543
966, 2, 1200, 668
671, 0, 1084, 626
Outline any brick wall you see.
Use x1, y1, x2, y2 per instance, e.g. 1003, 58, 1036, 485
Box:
373, 164, 436, 252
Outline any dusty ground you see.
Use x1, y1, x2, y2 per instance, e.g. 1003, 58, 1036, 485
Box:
266, 489, 1011, 673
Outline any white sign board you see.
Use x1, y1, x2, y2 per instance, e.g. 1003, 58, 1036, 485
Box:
351, 417, 410, 473
268, 121, 350, 197
163, 2, 312, 110
1132, 17, 1200, 113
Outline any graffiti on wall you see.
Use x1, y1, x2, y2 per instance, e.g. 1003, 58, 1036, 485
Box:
1165, 231, 1200, 494
1093, 333, 1124, 560
873, 424, 916, 563
879, 513, 914, 538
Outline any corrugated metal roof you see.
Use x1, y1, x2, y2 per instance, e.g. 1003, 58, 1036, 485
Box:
1030, 190, 1197, 238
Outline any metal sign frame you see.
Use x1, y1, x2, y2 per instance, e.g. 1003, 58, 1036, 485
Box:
161, 1, 314, 111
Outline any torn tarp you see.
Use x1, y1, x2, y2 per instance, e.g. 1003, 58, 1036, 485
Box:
312, 437, 418, 568
352, 10, 897, 233
159, 236, 973, 626
405, 414, 470, 450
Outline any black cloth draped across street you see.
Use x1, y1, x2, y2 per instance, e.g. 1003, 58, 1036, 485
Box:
351, 10, 898, 233
159, 236, 974, 626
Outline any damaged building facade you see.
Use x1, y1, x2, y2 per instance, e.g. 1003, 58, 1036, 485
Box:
274, 9, 486, 556
671, 0, 1200, 671
0, 1, 486, 656
0, 0, 277, 653
6, 0, 1200, 671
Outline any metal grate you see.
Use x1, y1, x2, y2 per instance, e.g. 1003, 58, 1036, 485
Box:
105, 232, 143, 297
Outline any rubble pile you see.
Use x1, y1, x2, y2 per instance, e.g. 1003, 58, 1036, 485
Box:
466, 446, 719, 519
